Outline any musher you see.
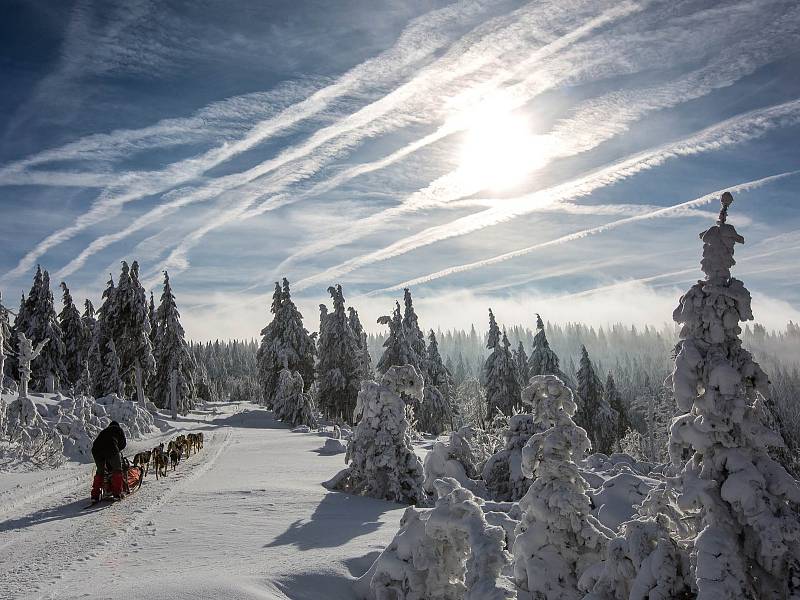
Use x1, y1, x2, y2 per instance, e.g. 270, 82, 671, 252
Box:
90, 420, 127, 501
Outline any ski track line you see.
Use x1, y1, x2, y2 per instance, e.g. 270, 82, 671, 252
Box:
0, 427, 233, 600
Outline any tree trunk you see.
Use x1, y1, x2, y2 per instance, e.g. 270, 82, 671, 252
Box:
170, 369, 178, 420
0, 352, 5, 389
135, 361, 146, 408
45, 373, 55, 394
20, 374, 28, 399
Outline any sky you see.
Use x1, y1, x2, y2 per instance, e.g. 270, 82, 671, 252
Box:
1, 0, 799, 340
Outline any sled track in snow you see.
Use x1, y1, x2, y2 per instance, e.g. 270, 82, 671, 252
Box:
0, 428, 233, 600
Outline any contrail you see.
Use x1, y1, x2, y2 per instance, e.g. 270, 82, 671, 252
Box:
2, 0, 501, 281
280, 7, 800, 271
60, 0, 642, 280
290, 99, 800, 292
366, 171, 799, 294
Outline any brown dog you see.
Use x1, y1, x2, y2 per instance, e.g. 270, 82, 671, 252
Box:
152, 444, 168, 479
132, 450, 152, 477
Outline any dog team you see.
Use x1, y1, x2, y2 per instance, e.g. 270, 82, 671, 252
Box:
131, 432, 204, 479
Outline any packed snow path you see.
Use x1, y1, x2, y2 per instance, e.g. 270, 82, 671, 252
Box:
0, 404, 405, 599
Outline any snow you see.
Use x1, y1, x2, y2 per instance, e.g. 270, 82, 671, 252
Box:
0, 402, 408, 600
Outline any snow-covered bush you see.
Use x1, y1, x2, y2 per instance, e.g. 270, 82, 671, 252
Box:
325, 365, 427, 505
95, 394, 154, 439
668, 193, 800, 599
482, 413, 539, 502
423, 439, 487, 498
359, 477, 515, 600
512, 375, 614, 599
582, 483, 693, 600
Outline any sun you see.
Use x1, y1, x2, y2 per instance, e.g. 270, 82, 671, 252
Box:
455, 103, 546, 192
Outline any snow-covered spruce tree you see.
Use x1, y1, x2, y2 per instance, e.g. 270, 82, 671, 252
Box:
419, 331, 455, 435
668, 192, 800, 599
152, 271, 194, 414
528, 313, 569, 381
316, 285, 363, 423
109, 261, 155, 406
325, 365, 427, 505
513, 374, 613, 599
58, 282, 86, 388
257, 279, 316, 406
0, 291, 12, 385
376, 302, 420, 374
482, 411, 539, 502
482, 310, 521, 417
603, 372, 629, 449
348, 306, 373, 380
273, 367, 315, 427
98, 338, 125, 398
27, 270, 67, 393
576, 345, 617, 455
81, 299, 96, 360
90, 275, 117, 398
514, 341, 530, 388
147, 291, 156, 344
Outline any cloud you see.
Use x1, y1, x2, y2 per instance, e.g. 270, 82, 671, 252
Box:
292, 100, 800, 292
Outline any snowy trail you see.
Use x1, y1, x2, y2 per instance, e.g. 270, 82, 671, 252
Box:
3, 404, 405, 600
0, 424, 230, 599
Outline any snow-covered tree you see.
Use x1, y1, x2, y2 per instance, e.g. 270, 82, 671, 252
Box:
26, 270, 66, 392
0, 291, 11, 385
348, 306, 373, 380
483, 310, 521, 417
582, 483, 693, 600
576, 345, 617, 455
316, 285, 363, 423
98, 338, 124, 398
105, 261, 155, 405
482, 412, 539, 502
418, 331, 455, 435
90, 275, 117, 397
376, 302, 416, 374
603, 372, 629, 449
513, 341, 530, 388
152, 271, 194, 414
668, 193, 800, 599
81, 299, 96, 360
58, 282, 86, 388
257, 278, 316, 405
326, 365, 427, 505
147, 291, 157, 344
273, 367, 315, 427
513, 374, 613, 599
362, 478, 515, 600
528, 314, 568, 381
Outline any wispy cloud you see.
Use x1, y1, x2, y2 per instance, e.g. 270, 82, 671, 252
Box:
366, 171, 799, 294
3, 0, 503, 281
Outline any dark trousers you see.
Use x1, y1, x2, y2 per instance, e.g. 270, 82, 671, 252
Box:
92, 450, 122, 476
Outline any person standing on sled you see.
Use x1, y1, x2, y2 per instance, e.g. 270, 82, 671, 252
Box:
91, 420, 127, 500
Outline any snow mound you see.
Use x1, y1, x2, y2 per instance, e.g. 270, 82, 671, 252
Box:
318, 438, 347, 455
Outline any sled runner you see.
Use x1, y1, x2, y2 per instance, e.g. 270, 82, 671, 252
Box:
85, 457, 143, 508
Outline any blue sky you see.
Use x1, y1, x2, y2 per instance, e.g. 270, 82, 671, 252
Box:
1, 0, 799, 339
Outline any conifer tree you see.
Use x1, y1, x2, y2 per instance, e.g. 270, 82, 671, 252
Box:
91, 275, 117, 397
669, 193, 800, 599
603, 372, 629, 448
376, 302, 415, 374
58, 282, 86, 388
418, 330, 454, 434
152, 271, 194, 414
0, 291, 12, 383
82, 299, 96, 354
26, 270, 67, 392
316, 285, 363, 423
528, 314, 568, 382
99, 338, 124, 398
107, 261, 155, 404
513, 340, 530, 387
257, 278, 316, 405
482, 310, 521, 417
348, 306, 372, 380
576, 345, 617, 455
148, 291, 157, 344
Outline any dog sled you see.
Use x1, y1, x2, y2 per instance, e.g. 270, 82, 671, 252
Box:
84, 457, 143, 509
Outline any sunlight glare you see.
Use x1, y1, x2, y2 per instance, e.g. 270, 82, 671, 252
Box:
456, 104, 547, 192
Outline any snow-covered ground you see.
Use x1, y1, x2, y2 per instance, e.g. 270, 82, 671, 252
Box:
1, 402, 406, 600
